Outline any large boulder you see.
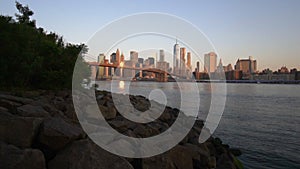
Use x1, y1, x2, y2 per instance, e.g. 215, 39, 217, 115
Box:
38, 116, 85, 151
0, 141, 46, 169
142, 145, 195, 169
0, 112, 43, 148
99, 104, 117, 120
0, 99, 21, 113
17, 104, 50, 118
48, 139, 134, 169
0, 94, 34, 104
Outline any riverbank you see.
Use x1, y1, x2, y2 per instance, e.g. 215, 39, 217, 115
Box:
0, 90, 243, 169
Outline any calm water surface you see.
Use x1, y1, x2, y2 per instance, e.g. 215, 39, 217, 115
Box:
96, 81, 300, 169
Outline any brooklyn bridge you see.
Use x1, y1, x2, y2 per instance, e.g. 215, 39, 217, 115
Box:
87, 62, 177, 82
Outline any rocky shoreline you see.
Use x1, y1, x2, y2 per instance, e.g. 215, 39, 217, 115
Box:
0, 90, 243, 169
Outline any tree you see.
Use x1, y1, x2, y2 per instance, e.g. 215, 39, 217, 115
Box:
0, 2, 90, 90
15, 1, 36, 27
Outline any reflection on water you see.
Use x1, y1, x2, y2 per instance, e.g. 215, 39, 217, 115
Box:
119, 80, 125, 90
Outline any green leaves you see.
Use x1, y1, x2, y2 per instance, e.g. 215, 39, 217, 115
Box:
0, 2, 90, 90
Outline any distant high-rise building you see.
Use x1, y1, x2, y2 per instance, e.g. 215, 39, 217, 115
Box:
180, 48, 186, 62
138, 58, 144, 65
196, 61, 200, 72
130, 51, 138, 63
216, 59, 224, 73
204, 52, 217, 73
173, 40, 180, 73
120, 53, 125, 62
187, 52, 191, 70
148, 57, 155, 65
110, 53, 116, 64
116, 49, 120, 65
180, 47, 186, 75
159, 49, 165, 62
235, 56, 257, 74
144, 57, 155, 68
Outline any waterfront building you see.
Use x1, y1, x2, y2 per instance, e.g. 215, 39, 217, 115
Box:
225, 70, 243, 80
235, 56, 257, 74
278, 66, 289, 73
204, 52, 217, 73
223, 64, 233, 72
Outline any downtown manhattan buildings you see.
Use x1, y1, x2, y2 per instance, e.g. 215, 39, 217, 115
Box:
89, 40, 300, 82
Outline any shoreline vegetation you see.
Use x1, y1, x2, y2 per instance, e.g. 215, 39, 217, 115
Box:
0, 90, 243, 169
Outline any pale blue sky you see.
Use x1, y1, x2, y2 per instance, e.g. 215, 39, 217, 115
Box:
1, 0, 299, 70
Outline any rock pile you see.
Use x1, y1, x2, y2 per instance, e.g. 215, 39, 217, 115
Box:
0, 90, 243, 169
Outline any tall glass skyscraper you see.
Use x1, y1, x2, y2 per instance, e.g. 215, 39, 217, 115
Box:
173, 39, 180, 73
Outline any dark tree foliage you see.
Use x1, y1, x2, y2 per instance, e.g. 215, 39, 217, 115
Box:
0, 2, 90, 90
15, 1, 36, 27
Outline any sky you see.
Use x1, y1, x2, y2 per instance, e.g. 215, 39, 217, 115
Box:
1, 0, 300, 71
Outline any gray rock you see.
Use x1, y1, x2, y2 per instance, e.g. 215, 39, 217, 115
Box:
0, 112, 43, 148
133, 125, 160, 137
109, 120, 136, 133
38, 116, 85, 151
99, 105, 117, 120
0, 99, 21, 113
48, 139, 134, 169
0, 141, 46, 169
0, 94, 34, 104
17, 104, 50, 118
31, 99, 61, 116
0, 106, 9, 112
142, 145, 194, 169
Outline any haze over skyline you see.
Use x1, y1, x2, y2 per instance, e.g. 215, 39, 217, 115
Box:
1, 0, 299, 71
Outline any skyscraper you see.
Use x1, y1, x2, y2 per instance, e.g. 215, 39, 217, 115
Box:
180, 48, 186, 63
187, 52, 191, 70
196, 61, 200, 72
159, 49, 165, 62
130, 51, 138, 63
173, 39, 180, 73
180, 47, 186, 75
204, 52, 217, 73
116, 49, 120, 65
110, 53, 116, 64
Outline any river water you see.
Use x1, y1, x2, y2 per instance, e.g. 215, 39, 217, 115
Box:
95, 81, 300, 169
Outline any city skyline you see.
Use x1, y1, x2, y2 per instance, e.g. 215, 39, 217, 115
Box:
93, 46, 297, 74
1, 0, 299, 70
